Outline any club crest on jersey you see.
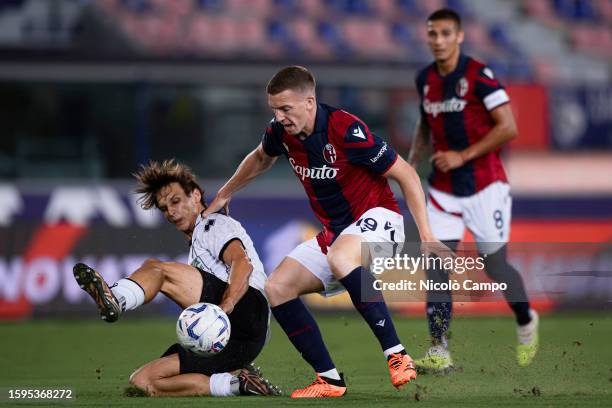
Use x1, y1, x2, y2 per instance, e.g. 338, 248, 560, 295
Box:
456, 77, 469, 97
322, 143, 337, 164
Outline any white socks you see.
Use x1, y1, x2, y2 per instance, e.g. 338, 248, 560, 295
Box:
318, 368, 341, 380
110, 279, 145, 312
209, 373, 240, 397
517, 309, 539, 344
383, 344, 405, 358
427, 344, 451, 358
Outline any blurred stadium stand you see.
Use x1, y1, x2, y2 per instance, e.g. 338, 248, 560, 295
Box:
0, 1, 609, 80
0, 0, 609, 183
0, 0, 611, 317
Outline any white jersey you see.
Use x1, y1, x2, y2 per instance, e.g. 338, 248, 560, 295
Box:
188, 212, 267, 294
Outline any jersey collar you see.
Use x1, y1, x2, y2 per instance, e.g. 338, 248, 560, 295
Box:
434, 53, 469, 78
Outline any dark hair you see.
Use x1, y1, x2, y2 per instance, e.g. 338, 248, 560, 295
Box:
266, 65, 316, 95
133, 159, 206, 210
427, 8, 462, 29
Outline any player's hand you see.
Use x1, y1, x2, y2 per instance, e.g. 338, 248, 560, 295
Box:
431, 151, 465, 173
421, 240, 457, 273
202, 193, 231, 217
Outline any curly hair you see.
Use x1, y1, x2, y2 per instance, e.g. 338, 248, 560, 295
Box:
133, 159, 206, 210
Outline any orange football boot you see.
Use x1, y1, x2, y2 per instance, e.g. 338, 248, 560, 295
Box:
388, 353, 417, 389
290, 374, 347, 398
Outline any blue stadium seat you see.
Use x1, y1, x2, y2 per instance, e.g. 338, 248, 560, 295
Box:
267, 20, 291, 42
325, 0, 371, 15
574, 0, 597, 20
396, 0, 423, 17
552, 0, 596, 20
446, 0, 466, 17
274, 0, 300, 14
267, 20, 303, 56
346, 0, 371, 15
318, 21, 353, 58
391, 23, 414, 47
196, 0, 224, 12
120, 0, 154, 13
488, 24, 521, 55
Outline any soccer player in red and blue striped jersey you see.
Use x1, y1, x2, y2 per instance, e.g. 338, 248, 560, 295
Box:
408, 8, 539, 372
205, 66, 449, 397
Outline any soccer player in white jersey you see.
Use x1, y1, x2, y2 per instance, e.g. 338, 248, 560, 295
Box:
73, 159, 280, 397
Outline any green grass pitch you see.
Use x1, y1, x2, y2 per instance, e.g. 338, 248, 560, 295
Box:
1, 313, 611, 407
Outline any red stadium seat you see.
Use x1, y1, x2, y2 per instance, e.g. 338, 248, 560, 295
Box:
341, 19, 398, 59
291, 18, 334, 59
225, 0, 271, 18
300, 0, 327, 19
370, 0, 399, 19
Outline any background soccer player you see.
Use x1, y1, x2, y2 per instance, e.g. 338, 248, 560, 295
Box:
73, 159, 279, 397
204, 65, 450, 398
408, 8, 539, 372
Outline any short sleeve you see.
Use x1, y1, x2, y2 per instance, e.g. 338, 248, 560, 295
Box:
343, 120, 398, 174
261, 119, 286, 157
200, 215, 244, 263
474, 66, 510, 111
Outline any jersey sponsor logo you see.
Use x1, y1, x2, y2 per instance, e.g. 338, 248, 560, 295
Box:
423, 98, 467, 117
322, 143, 337, 164
370, 142, 388, 163
456, 77, 469, 97
288, 157, 339, 181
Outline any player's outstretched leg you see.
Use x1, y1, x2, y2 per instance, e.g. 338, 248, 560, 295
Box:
338, 265, 416, 388
236, 365, 283, 396
73, 263, 122, 322
266, 256, 347, 398
482, 245, 539, 366
271, 297, 347, 398
329, 235, 416, 389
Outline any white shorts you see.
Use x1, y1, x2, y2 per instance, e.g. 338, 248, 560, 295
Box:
287, 207, 405, 296
427, 181, 511, 254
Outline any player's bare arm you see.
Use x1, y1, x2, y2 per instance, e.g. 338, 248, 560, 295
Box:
432, 104, 517, 173
204, 144, 277, 216
407, 117, 431, 167
385, 157, 454, 258
384, 156, 435, 241
218, 239, 254, 315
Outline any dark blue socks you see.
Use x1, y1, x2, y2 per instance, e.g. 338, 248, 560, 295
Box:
271, 298, 335, 373
339, 266, 402, 352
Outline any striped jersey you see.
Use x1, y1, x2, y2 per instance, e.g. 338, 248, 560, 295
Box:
416, 54, 510, 196
188, 212, 266, 294
262, 103, 400, 252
